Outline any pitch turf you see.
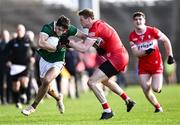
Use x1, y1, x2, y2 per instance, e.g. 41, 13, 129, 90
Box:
0, 85, 180, 125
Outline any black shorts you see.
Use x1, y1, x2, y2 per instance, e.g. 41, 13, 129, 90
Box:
99, 60, 119, 78
11, 68, 30, 82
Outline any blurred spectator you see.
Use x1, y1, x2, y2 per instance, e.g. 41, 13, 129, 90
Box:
25, 30, 38, 104
65, 48, 80, 98
116, 72, 128, 88
83, 48, 97, 77
11, 32, 18, 39
0, 30, 10, 104
4, 24, 35, 108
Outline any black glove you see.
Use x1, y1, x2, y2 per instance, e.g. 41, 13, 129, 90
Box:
93, 38, 103, 49
167, 56, 175, 64
59, 35, 70, 46
56, 35, 70, 50
56, 41, 64, 50
96, 48, 106, 55
145, 48, 155, 55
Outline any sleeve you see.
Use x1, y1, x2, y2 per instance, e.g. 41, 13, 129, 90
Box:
95, 22, 105, 38
153, 27, 161, 39
128, 33, 137, 49
95, 22, 114, 39
68, 25, 78, 36
40, 24, 53, 36
128, 32, 135, 43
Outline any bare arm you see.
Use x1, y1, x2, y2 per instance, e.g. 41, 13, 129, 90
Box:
130, 41, 146, 57
159, 32, 173, 57
68, 37, 95, 52
37, 32, 56, 52
75, 29, 89, 40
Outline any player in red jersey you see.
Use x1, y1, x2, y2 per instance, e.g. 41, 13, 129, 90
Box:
128, 12, 175, 113
62, 8, 136, 120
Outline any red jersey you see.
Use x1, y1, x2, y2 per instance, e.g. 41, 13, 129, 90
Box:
88, 20, 129, 72
129, 26, 163, 74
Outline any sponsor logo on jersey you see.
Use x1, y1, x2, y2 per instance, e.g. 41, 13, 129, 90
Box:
137, 40, 156, 50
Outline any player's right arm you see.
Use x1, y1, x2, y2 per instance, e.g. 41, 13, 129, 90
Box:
65, 28, 96, 52
37, 32, 56, 52
130, 41, 146, 57
68, 37, 95, 52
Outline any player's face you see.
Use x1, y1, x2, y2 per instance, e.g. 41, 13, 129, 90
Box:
55, 26, 67, 36
133, 16, 146, 30
79, 16, 90, 28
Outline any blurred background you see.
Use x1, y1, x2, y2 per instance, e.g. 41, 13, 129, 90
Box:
0, 0, 179, 104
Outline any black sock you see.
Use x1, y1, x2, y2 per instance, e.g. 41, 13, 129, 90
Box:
13, 91, 20, 103
20, 87, 27, 95
32, 101, 38, 109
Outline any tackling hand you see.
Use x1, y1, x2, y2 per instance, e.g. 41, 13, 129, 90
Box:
93, 38, 106, 55
93, 38, 103, 49
59, 35, 70, 46
56, 35, 70, 50
167, 56, 175, 64
56, 41, 65, 50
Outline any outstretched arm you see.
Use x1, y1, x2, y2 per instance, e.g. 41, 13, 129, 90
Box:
68, 29, 106, 54
68, 37, 95, 52
130, 41, 153, 57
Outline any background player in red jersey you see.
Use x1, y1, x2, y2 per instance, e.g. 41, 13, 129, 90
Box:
128, 12, 175, 113
63, 8, 136, 120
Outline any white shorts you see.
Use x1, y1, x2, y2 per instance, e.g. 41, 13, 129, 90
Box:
39, 57, 65, 78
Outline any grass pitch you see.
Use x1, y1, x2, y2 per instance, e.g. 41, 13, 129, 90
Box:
0, 85, 180, 125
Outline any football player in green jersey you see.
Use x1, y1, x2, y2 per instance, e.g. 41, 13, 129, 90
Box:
21, 15, 88, 116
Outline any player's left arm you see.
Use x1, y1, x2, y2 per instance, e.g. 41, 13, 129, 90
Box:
158, 31, 175, 64
130, 41, 147, 57
158, 32, 173, 56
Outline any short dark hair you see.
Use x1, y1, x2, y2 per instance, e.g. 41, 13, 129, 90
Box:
133, 12, 145, 19
78, 8, 95, 19
56, 15, 70, 29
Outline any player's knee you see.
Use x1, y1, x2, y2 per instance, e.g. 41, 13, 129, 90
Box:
141, 84, 150, 92
87, 78, 96, 88
42, 78, 51, 86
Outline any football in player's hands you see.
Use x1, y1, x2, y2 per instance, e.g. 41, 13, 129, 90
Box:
145, 48, 155, 55
47, 36, 59, 47
167, 56, 175, 64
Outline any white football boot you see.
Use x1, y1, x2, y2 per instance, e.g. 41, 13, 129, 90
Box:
56, 93, 65, 114
21, 105, 35, 116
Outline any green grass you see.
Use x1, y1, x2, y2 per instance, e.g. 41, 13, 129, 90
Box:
0, 85, 180, 125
